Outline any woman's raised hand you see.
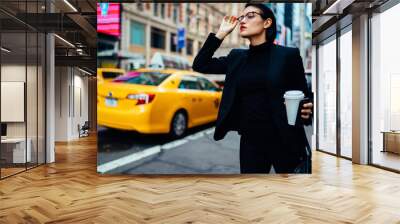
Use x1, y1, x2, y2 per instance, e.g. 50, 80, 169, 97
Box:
215, 16, 239, 40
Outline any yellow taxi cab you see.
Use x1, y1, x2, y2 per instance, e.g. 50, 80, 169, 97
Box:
97, 68, 222, 138
97, 68, 125, 83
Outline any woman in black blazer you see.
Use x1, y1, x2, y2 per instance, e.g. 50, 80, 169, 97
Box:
192, 3, 313, 174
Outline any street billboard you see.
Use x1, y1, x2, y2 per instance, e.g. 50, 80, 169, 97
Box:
97, 3, 121, 38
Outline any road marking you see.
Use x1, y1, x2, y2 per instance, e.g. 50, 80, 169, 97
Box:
98, 127, 216, 174
97, 145, 161, 173
161, 139, 188, 150
184, 132, 204, 140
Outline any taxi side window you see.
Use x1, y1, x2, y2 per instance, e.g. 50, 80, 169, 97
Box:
198, 77, 218, 91
178, 76, 202, 90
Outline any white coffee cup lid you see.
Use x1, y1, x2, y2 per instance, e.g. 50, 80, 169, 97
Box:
284, 90, 304, 99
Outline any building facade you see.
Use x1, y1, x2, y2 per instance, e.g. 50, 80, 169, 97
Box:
120, 3, 247, 70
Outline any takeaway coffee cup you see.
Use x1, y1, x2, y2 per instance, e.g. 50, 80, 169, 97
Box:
284, 90, 305, 126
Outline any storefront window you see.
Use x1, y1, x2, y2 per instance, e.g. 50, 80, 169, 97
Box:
339, 28, 352, 158
130, 21, 145, 46
170, 33, 182, 53
371, 3, 400, 171
317, 36, 337, 154
151, 27, 165, 50
186, 38, 193, 55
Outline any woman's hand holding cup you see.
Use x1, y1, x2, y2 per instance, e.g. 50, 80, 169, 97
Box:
301, 102, 313, 119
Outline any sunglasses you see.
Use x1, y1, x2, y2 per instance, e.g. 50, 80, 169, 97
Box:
237, 11, 264, 22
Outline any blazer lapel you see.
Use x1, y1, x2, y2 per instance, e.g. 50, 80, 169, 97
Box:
218, 50, 249, 124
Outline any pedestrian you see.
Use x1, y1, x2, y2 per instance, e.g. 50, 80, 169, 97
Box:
192, 3, 313, 174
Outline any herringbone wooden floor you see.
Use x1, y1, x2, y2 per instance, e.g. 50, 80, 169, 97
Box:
1, 135, 400, 223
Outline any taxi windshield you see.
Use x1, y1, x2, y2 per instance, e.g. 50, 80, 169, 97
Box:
113, 72, 170, 86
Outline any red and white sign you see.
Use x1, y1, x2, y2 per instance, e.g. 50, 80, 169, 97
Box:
97, 3, 120, 37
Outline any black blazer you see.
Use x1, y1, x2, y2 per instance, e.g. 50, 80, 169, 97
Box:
192, 33, 312, 157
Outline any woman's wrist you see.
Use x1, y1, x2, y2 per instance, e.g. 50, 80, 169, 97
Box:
215, 32, 226, 40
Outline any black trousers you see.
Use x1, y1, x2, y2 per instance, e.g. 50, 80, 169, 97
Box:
239, 131, 300, 174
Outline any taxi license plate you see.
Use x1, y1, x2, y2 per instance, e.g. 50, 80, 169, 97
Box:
105, 98, 117, 107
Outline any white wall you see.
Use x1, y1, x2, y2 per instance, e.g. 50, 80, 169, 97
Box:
71, 71, 89, 138
1, 65, 28, 138
55, 66, 69, 141
54, 67, 89, 141
1, 63, 46, 164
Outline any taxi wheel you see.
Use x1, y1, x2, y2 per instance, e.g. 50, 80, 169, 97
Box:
170, 111, 187, 139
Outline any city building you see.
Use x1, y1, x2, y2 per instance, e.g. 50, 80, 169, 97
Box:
267, 3, 313, 72
121, 3, 246, 69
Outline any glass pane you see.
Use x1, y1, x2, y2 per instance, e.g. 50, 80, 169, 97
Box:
318, 37, 337, 154
371, 4, 400, 171
27, 31, 38, 169
38, 32, 45, 165
26, 0, 40, 168
130, 21, 145, 46
339, 30, 352, 158
1, 31, 27, 177
114, 72, 169, 86
1, 1, 46, 178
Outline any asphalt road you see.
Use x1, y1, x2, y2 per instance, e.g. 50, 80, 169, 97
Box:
97, 122, 313, 174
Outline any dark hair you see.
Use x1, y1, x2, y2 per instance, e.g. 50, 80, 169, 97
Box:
244, 3, 277, 42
